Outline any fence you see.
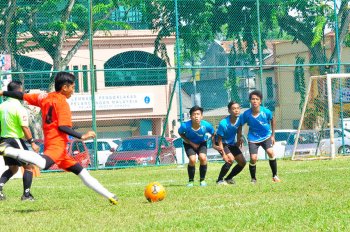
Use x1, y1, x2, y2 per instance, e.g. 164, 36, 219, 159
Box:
0, 0, 350, 170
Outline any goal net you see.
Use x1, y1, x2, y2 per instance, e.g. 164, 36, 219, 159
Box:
291, 73, 350, 160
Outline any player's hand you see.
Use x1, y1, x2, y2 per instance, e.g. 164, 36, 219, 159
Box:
213, 144, 223, 153
271, 135, 275, 145
31, 143, 40, 153
0, 91, 3, 96
190, 142, 199, 150
81, 131, 96, 140
222, 154, 232, 164
236, 138, 243, 148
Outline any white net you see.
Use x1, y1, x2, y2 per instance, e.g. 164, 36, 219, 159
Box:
291, 73, 350, 160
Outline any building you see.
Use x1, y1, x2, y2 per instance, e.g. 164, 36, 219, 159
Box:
15, 30, 178, 138
256, 34, 350, 129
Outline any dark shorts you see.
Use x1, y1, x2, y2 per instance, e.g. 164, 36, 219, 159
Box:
248, 137, 273, 154
183, 141, 207, 157
0, 137, 28, 166
223, 143, 243, 157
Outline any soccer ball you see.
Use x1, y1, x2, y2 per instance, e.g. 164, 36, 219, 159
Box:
144, 182, 166, 202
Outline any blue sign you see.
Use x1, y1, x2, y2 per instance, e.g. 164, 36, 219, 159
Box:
144, 96, 150, 104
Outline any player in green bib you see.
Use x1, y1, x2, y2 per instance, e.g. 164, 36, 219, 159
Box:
0, 81, 39, 201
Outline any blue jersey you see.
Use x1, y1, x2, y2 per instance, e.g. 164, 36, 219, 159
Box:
178, 120, 215, 144
216, 116, 241, 145
240, 106, 273, 142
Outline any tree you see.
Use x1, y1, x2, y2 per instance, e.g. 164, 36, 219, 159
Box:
2, 0, 135, 90
143, 0, 214, 64
276, 0, 350, 74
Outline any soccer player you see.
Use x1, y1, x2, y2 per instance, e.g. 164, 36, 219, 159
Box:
178, 105, 215, 187
239, 90, 281, 183
215, 101, 246, 185
0, 81, 40, 201
0, 72, 118, 204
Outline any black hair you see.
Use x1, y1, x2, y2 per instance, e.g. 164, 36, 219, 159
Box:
7, 80, 23, 92
189, 105, 203, 115
249, 90, 263, 101
54, 72, 76, 91
227, 101, 240, 109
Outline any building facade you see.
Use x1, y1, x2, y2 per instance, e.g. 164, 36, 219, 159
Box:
19, 30, 178, 138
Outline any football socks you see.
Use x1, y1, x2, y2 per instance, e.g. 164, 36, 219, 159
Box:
187, 165, 195, 182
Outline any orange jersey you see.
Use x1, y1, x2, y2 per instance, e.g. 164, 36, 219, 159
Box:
24, 92, 76, 169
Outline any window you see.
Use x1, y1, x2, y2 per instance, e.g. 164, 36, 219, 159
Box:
94, 65, 98, 92
275, 132, 291, 142
73, 65, 80, 93
97, 142, 111, 151
110, 6, 147, 29
104, 51, 167, 87
173, 138, 183, 148
76, 141, 86, 153
83, 65, 88, 92
17, 56, 51, 90
345, 65, 350, 73
293, 120, 300, 129
160, 138, 170, 148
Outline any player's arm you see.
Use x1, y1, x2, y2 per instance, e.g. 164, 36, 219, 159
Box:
212, 133, 223, 153
178, 123, 199, 149
22, 126, 40, 153
217, 135, 225, 155
218, 135, 231, 164
236, 125, 243, 148
270, 116, 276, 145
18, 108, 40, 153
56, 98, 96, 140
179, 133, 198, 149
58, 126, 96, 140
0, 90, 24, 100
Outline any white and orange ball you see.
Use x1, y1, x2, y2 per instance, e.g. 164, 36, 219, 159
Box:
144, 182, 166, 202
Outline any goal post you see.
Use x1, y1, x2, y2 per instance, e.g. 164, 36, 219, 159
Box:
291, 73, 350, 160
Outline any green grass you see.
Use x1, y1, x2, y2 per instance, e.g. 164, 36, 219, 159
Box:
1, 159, 350, 232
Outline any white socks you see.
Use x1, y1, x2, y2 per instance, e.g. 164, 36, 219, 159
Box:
4, 147, 46, 169
78, 169, 114, 199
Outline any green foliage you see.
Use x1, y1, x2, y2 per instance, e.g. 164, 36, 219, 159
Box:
294, 56, 306, 112
345, 33, 350, 47
1, 0, 134, 77
143, 0, 214, 64
1, 161, 350, 231
311, 16, 327, 47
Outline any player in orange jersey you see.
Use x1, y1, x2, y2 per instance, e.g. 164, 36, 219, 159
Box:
0, 72, 118, 205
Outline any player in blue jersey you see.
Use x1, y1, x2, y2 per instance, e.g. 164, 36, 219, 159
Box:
239, 90, 281, 183
215, 101, 246, 185
178, 105, 215, 187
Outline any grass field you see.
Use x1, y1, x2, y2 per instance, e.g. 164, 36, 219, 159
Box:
0, 159, 350, 232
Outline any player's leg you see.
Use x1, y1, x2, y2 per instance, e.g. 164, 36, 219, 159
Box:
217, 145, 234, 184
183, 143, 196, 186
21, 164, 35, 201
263, 138, 280, 182
198, 142, 208, 186
65, 162, 118, 204
0, 145, 46, 169
18, 139, 35, 201
217, 161, 232, 184
248, 142, 259, 183
0, 164, 19, 200
225, 146, 247, 184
